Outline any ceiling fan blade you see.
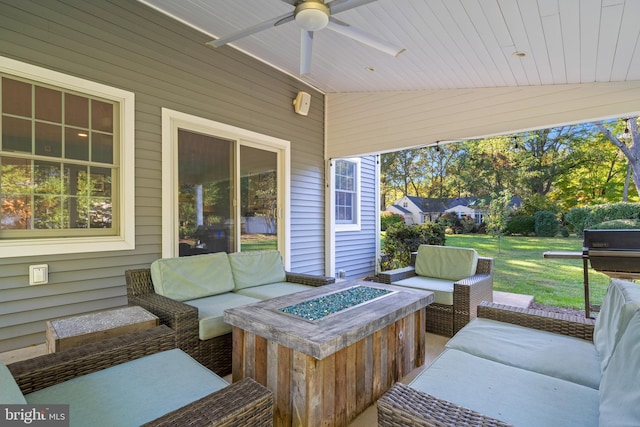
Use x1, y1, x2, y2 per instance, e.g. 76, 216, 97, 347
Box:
300, 30, 314, 75
326, 18, 405, 57
279, 0, 297, 5
327, 0, 377, 15
206, 11, 294, 48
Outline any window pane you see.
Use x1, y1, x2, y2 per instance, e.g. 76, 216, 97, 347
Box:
67, 196, 88, 229
92, 132, 113, 163
35, 122, 62, 157
1, 195, 31, 229
2, 116, 32, 153
1, 157, 31, 194
35, 86, 61, 122
34, 195, 64, 229
2, 78, 31, 117
89, 197, 112, 228
34, 160, 62, 194
92, 100, 113, 133
89, 167, 111, 197
65, 94, 88, 128
65, 127, 89, 160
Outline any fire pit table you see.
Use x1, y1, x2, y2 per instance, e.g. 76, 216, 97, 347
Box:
224, 280, 433, 427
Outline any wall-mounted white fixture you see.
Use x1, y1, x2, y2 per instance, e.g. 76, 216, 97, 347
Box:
29, 264, 48, 285
293, 91, 311, 116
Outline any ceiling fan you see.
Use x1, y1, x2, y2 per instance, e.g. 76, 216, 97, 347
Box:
205, 0, 405, 75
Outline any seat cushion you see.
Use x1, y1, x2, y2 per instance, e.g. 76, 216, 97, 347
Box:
594, 279, 640, 371
410, 349, 599, 427
414, 245, 478, 281
228, 250, 287, 290
150, 252, 234, 301
25, 349, 228, 427
0, 362, 27, 404
184, 293, 261, 340
599, 310, 640, 426
447, 318, 601, 389
235, 282, 312, 300
391, 276, 454, 305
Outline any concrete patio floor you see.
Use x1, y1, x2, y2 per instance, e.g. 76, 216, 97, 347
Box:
0, 290, 534, 426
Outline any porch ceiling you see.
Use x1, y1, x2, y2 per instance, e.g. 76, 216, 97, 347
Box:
138, 1, 640, 157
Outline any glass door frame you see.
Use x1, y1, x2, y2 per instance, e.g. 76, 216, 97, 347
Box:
161, 108, 290, 266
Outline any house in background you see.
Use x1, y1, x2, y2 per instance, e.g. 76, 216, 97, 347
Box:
387, 196, 522, 225
0, 0, 638, 353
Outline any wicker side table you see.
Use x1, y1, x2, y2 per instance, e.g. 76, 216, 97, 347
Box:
46, 306, 159, 353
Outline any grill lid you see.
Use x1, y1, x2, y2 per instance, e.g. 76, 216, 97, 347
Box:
583, 229, 640, 274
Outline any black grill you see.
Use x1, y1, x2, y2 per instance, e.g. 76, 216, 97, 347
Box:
583, 229, 640, 275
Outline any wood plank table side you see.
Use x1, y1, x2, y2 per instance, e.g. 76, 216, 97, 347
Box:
224, 281, 433, 427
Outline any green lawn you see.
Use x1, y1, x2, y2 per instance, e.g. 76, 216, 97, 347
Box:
442, 234, 610, 310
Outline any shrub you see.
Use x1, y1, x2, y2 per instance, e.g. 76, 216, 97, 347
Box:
565, 207, 589, 236
534, 211, 559, 237
590, 219, 640, 229
380, 211, 404, 231
381, 222, 445, 270
505, 215, 535, 235
560, 226, 570, 237
584, 202, 640, 229
460, 215, 477, 233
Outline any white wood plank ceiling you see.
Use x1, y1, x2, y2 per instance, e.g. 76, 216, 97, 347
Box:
139, 0, 640, 93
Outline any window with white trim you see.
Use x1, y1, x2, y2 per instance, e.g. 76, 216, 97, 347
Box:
0, 57, 135, 257
334, 158, 360, 231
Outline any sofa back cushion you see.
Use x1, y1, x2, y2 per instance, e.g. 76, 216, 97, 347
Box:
229, 250, 287, 290
0, 362, 26, 404
414, 245, 478, 281
598, 310, 640, 426
594, 279, 640, 370
150, 252, 234, 301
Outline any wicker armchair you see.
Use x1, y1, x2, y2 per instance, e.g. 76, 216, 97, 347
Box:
377, 302, 596, 427
126, 267, 333, 376
8, 326, 273, 427
378, 254, 494, 337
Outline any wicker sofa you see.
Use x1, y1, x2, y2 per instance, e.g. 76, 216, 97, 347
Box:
378, 245, 494, 336
126, 250, 334, 376
378, 278, 640, 427
3, 325, 273, 426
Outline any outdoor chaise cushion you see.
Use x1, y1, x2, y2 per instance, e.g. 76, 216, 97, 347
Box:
414, 244, 478, 281
0, 362, 27, 404
446, 317, 601, 389
228, 250, 287, 290
409, 348, 599, 427
185, 293, 260, 340
599, 309, 640, 426
25, 348, 229, 427
594, 278, 640, 371
151, 252, 234, 301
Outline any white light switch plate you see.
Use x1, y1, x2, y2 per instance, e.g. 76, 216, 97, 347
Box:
29, 264, 48, 285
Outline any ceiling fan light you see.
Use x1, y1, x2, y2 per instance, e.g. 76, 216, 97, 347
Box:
295, 1, 329, 31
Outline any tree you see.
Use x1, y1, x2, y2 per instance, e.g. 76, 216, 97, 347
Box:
595, 117, 640, 199
486, 190, 512, 253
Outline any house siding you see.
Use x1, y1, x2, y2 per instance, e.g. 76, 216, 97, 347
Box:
0, 0, 326, 352
335, 155, 377, 280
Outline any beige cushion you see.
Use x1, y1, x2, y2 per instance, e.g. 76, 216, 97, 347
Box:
26, 349, 228, 426
0, 362, 26, 404
447, 318, 601, 389
235, 282, 312, 300
184, 293, 260, 340
414, 245, 478, 281
410, 349, 599, 427
594, 279, 640, 371
150, 253, 234, 301
599, 310, 640, 426
391, 276, 453, 305
228, 250, 286, 290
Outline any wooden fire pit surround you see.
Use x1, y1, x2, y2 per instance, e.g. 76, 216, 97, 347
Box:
224, 280, 434, 427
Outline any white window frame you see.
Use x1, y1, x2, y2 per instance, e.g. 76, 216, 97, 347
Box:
161, 109, 291, 268
333, 157, 361, 232
0, 56, 135, 258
